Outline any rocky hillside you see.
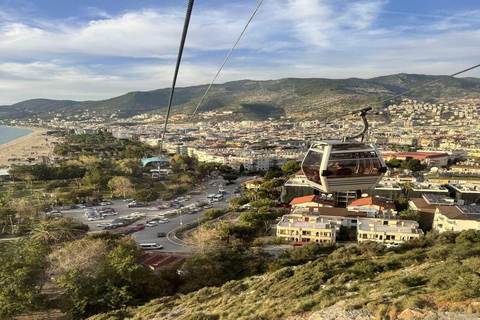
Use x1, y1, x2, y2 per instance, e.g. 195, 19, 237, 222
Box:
88, 231, 480, 320
2, 74, 480, 121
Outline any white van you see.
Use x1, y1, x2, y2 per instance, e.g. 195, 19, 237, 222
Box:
139, 243, 163, 250
213, 194, 223, 202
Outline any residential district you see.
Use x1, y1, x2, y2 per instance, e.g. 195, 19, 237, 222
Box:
1, 97, 480, 248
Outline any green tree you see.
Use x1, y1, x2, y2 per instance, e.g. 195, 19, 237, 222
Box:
250, 199, 276, 209
203, 209, 225, 219
52, 237, 164, 319
385, 158, 402, 168
170, 155, 198, 173
229, 197, 249, 209
30, 218, 89, 244
134, 189, 159, 203
399, 209, 419, 222
281, 160, 301, 176
259, 179, 285, 200
115, 158, 142, 177
401, 159, 427, 171
82, 166, 112, 195
222, 174, 239, 184
395, 194, 409, 211
401, 182, 415, 197
0, 240, 50, 319
107, 176, 134, 198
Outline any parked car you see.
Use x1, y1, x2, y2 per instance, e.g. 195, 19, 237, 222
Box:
46, 211, 62, 218
88, 215, 104, 221
129, 212, 143, 217
112, 219, 127, 225
97, 222, 113, 228
139, 243, 163, 250
157, 232, 167, 238
100, 201, 112, 206
146, 221, 157, 227
130, 225, 145, 232
148, 206, 160, 211
101, 211, 117, 216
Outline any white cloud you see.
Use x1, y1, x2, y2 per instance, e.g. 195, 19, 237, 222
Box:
0, 0, 480, 104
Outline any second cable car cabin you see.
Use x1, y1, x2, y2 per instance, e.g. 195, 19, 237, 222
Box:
301, 140, 387, 193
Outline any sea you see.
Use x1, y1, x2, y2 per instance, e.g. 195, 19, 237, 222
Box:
0, 126, 34, 146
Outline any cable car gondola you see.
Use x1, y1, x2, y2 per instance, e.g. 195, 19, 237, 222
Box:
301, 108, 387, 193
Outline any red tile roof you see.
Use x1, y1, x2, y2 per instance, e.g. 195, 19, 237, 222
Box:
290, 195, 334, 206
348, 197, 395, 209
139, 253, 186, 271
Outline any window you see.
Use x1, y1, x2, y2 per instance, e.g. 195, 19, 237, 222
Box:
303, 150, 323, 185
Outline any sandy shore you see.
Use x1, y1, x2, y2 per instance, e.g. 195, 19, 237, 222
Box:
0, 127, 59, 168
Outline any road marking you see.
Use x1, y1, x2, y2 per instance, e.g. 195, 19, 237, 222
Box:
167, 227, 186, 246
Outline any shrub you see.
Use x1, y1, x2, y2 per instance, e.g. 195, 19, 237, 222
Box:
355, 241, 385, 257
203, 209, 225, 219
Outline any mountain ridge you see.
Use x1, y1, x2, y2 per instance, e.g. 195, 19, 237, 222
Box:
2, 73, 480, 121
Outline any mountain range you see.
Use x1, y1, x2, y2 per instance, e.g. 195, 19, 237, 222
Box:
2, 73, 480, 121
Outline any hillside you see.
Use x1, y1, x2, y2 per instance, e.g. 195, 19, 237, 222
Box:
2, 74, 480, 121
88, 231, 480, 320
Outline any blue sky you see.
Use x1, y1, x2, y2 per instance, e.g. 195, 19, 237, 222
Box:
1, 0, 479, 104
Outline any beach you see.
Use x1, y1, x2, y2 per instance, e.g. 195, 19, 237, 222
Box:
0, 127, 59, 167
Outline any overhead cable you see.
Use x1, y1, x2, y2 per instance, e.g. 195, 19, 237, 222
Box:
189, 0, 264, 121
159, 0, 194, 155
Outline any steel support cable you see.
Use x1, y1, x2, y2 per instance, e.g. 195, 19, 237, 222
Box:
159, 0, 194, 155
189, 0, 264, 121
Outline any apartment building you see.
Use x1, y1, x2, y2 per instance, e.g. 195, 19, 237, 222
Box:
276, 214, 336, 243
432, 205, 480, 233
447, 183, 480, 204
357, 218, 423, 243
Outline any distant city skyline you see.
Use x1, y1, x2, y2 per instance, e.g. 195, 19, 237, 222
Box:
1, 0, 480, 104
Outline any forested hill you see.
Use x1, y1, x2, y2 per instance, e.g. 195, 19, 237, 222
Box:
2, 73, 480, 121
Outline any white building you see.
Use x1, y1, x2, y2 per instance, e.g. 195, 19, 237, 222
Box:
432, 205, 480, 233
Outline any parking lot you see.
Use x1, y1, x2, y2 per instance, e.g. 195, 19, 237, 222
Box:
61, 176, 249, 252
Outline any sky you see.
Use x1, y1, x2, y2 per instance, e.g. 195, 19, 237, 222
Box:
0, 0, 479, 104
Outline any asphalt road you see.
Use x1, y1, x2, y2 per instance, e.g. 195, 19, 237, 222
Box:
62, 176, 249, 252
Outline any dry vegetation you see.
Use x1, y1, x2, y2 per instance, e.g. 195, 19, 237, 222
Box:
88, 231, 480, 320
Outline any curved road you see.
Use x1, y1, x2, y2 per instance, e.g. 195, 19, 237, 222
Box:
62, 176, 248, 252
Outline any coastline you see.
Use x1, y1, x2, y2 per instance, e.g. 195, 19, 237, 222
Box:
0, 126, 57, 168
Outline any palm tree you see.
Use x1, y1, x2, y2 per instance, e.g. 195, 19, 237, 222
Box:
30, 222, 60, 244
401, 182, 414, 198
30, 218, 87, 244
54, 218, 88, 242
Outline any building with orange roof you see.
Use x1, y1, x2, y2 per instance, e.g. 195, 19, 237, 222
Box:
347, 197, 397, 215
289, 195, 334, 209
